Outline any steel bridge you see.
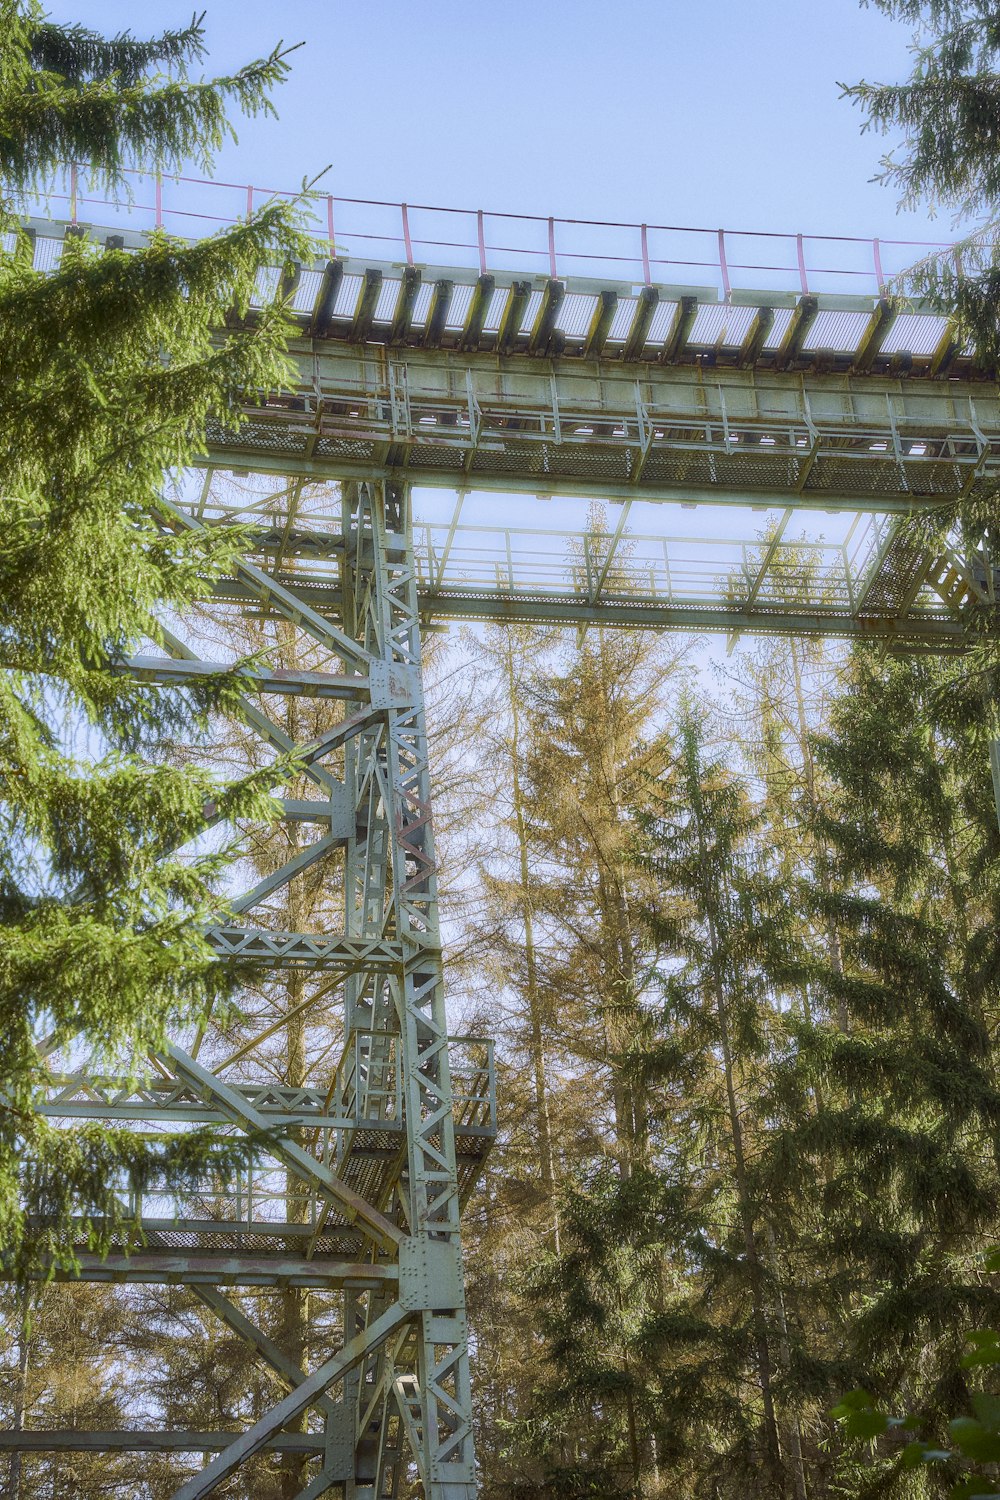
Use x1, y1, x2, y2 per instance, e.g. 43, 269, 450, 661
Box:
4, 194, 1000, 1500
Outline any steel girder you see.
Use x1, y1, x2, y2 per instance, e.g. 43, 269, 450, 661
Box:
9, 224, 1000, 1498
182, 341, 1000, 648
203, 340, 1000, 517
9, 480, 489, 1500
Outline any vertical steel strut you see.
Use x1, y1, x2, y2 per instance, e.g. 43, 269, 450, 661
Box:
171, 479, 478, 1499
11, 477, 488, 1500
334, 478, 477, 1499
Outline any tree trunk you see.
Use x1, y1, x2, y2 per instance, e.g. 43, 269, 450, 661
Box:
790, 641, 847, 1033
698, 834, 784, 1497
595, 629, 647, 1177
505, 635, 559, 1244
4, 1291, 29, 1500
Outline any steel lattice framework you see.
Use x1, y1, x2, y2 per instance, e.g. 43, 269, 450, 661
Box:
3, 207, 1000, 1498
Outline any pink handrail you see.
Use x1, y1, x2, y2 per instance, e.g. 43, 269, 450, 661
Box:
37, 163, 955, 299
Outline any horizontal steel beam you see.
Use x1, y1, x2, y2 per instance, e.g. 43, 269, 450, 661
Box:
0, 1431, 323, 1453
35, 1099, 356, 1126
198, 446, 983, 518
204, 928, 410, 968
211, 575, 968, 647
195, 338, 1000, 515
58, 1252, 398, 1290
120, 655, 368, 699
417, 591, 969, 643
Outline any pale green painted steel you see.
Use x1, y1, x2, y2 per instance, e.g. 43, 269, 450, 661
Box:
10, 218, 1000, 1500
18, 480, 492, 1500
207, 339, 1000, 519
0, 1432, 327, 1453
192, 343, 999, 647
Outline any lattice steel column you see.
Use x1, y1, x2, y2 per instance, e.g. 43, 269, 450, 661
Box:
344, 479, 476, 1499
11, 476, 490, 1500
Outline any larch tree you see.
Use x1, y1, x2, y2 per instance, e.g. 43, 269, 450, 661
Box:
0, 4, 308, 1272
516, 623, 681, 1178
459, 583, 683, 1497
0, 1284, 153, 1499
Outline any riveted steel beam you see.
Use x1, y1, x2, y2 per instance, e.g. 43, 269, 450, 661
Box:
51, 1253, 397, 1290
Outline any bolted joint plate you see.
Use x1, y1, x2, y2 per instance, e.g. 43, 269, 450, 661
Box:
399, 1234, 464, 1314
322, 1401, 353, 1481
369, 659, 420, 711
329, 779, 354, 841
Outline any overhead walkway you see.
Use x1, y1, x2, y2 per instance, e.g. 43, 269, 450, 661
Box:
9, 187, 1000, 1500
20, 202, 1000, 647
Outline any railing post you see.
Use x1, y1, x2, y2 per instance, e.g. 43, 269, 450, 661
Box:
155, 170, 163, 229
326, 195, 336, 256
641, 223, 652, 286
477, 209, 487, 275
717, 228, 732, 301
401, 202, 414, 265
69, 162, 78, 224
873, 236, 886, 295
245, 183, 254, 219
488, 1040, 497, 1133
548, 216, 557, 279
796, 232, 809, 295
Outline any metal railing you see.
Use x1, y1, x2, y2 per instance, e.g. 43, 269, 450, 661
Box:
29, 162, 956, 298
331, 1028, 496, 1136
333, 1028, 403, 1126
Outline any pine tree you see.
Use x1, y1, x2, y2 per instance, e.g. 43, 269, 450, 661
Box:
0, 6, 308, 1272
845, 2, 1000, 747
760, 646, 1000, 1497
503, 700, 805, 1500
509, 1161, 686, 1500
846, 0, 1000, 360
634, 704, 802, 1500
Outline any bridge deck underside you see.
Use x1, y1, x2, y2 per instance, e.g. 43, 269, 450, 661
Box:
195, 331, 999, 647
24, 217, 1000, 642
7, 221, 999, 1498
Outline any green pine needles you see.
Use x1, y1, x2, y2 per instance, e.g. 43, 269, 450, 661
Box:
845, 1, 1000, 361
0, 3, 309, 1275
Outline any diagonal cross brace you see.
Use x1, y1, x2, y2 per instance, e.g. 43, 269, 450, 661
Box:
193, 1287, 338, 1422
159, 497, 376, 672
169, 1303, 409, 1500
290, 1469, 342, 1500
228, 830, 341, 915
158, 624, 340, 796
159, 1044, 403, 1254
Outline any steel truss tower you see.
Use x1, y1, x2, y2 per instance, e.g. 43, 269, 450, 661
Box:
4, 209, 1000, 1496
14, 477, 494, 1500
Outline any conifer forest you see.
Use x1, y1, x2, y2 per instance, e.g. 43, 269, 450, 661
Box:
4, 1, 1000, 1497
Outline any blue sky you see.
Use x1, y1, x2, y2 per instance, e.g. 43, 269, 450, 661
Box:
54, 0, 944, 244
45, 0, 951, 677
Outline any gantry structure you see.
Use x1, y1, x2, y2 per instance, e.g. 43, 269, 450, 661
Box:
3, 191, 1000, 1499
